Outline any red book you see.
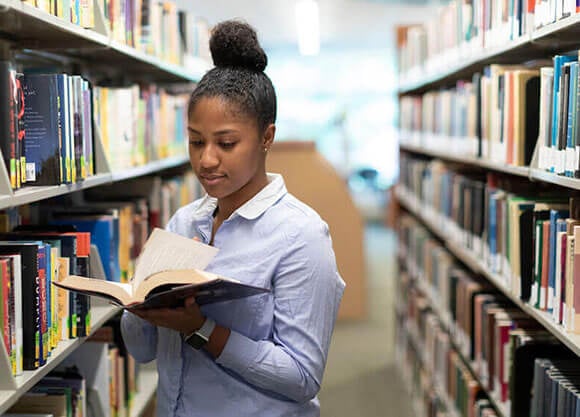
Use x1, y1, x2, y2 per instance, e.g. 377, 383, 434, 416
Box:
540, 220, 550, 310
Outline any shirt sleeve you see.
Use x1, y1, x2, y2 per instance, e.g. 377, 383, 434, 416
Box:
215, 220, 345, 403
120, 310, 158, 363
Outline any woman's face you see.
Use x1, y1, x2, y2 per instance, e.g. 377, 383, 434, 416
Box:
187, 96, 274, 204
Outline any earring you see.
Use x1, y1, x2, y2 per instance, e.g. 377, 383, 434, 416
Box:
263, 147, 268, 153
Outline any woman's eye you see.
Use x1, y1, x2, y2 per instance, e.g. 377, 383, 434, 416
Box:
189, 140, 204, 147
219, 142, 236, 149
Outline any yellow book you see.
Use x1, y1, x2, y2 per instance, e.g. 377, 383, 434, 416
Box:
50, 246, 59, 349
57, 257, 70, 340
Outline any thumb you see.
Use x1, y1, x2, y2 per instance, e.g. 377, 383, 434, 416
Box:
184, 296, 196, 307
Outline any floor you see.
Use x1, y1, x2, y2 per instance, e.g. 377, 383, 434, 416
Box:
319, 222, 413, 417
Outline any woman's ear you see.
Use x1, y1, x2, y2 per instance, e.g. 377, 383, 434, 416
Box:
262, 124, 276, 152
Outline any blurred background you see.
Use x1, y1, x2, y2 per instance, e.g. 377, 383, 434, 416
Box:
177, 0, 441, 222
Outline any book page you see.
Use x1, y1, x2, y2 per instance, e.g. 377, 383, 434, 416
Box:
132, 228, 219, 291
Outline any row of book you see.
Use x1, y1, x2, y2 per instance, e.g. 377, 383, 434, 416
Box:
398, 0, 577, 82
0, 226, 93, 374
5, 367, 87, 416
396, 289, 498, 417
0, 66, 94, 189
2, 314, 145, 417
0, 60, 192, 189
397, 216, 580, 417
93, 83, 190, 173
399, 61, 543, 167
21, 0, 211, 67
0, 170, 199, 376
531, 359, 580, 417
399, 153, 580, 332
399, 53, 580, 174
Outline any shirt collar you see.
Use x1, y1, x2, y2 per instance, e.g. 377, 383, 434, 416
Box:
195, 173, 287, 221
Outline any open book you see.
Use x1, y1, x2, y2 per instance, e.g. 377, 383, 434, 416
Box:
53, 228, 269, 309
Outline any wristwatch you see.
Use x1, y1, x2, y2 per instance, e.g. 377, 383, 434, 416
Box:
184, 318, 216, 350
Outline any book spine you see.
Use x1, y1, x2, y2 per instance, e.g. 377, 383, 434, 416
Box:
37, 245, 47, 366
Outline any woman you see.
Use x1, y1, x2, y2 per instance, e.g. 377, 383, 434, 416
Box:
121, 19, 345, 417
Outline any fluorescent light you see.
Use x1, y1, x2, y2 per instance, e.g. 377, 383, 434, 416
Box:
295, 0, 320, 56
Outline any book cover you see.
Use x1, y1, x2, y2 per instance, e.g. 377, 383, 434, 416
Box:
551, 55, 576, 172
7, 230, 88, 339
56, 74, 71, 184
2, 254, 22, 376
548, 209, 570, 313
51, 213, 119, 283
511, 336, 575, 417
565, 62, 578, 177
21, 74, 61, 185
516, 70, 541, 166
0, 242, 40, 370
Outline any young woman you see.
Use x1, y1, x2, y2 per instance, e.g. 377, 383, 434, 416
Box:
121, 20, 345, 417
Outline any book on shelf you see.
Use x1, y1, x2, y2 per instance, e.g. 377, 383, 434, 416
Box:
54, 228, 270, 310
0, 60, 23, 190
21, 74, 62, 186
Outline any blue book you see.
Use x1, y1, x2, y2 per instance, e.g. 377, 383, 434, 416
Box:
21, 74, 61, 185
52, 215, 120, 282
547, 209, 569, 313
551, 55, 576, 172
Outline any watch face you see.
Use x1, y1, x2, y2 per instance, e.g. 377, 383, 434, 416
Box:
186, 333, 209, 350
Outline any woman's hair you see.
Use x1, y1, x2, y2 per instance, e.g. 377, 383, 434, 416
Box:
188, 20, 277, 133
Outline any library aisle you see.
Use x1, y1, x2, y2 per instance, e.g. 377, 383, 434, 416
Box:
319, 223, 412, 417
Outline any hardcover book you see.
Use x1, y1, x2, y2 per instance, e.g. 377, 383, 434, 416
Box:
54, 228, 269, 310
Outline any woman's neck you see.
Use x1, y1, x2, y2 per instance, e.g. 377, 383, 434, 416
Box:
216, 172, 269, 221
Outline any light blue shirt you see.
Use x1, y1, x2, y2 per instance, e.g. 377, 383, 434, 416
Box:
121, 173, 345, 417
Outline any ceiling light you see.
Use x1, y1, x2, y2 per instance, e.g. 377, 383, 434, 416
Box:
295, 0, 320, 56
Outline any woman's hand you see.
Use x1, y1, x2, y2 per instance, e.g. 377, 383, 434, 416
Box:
129, 296, 206, 335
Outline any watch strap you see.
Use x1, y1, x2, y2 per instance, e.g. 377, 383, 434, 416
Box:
184, 318, 216, 350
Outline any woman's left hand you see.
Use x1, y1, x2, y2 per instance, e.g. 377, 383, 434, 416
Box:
129, 296, 205, 335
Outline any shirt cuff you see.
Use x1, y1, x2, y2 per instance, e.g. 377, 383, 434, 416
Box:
215, 330, 261, 375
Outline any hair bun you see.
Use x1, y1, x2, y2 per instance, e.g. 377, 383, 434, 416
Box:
209, 20, 267, 72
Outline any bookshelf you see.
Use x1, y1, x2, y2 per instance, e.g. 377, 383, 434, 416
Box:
0, 0, 211, 83
0, 1, 209, 416
130, 361, 158, 417
0, 299, 119, 415
398, 11, 580, 94
399, 143, 532, 178
395, 186, 580, 358
399, 142, 580, 191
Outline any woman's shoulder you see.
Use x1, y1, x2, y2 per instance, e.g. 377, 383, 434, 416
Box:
269, 193, 330, 241
166, 197, 215, 233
